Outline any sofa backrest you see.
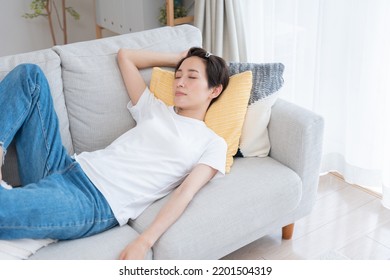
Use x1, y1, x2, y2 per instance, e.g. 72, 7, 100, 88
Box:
54, 24, 202, 154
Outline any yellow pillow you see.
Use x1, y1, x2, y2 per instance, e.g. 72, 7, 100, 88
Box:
150, 67, 252, 173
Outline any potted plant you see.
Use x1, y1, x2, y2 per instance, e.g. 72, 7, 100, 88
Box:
23, 0, 80, 45
159, 0, 188, 25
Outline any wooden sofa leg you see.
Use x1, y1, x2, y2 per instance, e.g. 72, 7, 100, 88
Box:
282, 223, 294, 240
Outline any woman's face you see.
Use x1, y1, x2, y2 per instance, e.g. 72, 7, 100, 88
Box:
173, 56, 215, 111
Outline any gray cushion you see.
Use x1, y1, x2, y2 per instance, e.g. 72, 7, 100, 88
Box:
130, 156, 302, 259
0, 49, 73, 185
53, 25, 202, 154
229, 62, 284, 105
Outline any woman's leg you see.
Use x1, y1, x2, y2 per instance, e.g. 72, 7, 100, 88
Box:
0, 162, 118, 240
0, 64, 71, 185
0, 64, 118, 240
0, 147, 3, 181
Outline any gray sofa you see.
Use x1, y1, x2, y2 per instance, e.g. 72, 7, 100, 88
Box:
0, 25, 324, 260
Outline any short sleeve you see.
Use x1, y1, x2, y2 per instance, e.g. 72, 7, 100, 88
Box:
198, 136, 227, 176
127, 87, 160, 123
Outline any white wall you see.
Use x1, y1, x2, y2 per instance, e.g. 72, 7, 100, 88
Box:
0, 0, 102, 57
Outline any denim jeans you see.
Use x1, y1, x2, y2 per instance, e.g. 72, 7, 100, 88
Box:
0, 64, 118, 240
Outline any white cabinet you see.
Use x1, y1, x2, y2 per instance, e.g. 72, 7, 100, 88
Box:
95, 0, 165, 36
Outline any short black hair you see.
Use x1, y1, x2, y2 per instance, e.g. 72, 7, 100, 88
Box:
175, 47, 229, 106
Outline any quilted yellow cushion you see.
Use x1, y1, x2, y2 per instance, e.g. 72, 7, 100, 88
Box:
150, 67, 252, 173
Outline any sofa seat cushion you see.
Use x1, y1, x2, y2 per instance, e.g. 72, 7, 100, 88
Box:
130, 157, 302, 259
0, 49, 73, 186
29, 225, 150, 260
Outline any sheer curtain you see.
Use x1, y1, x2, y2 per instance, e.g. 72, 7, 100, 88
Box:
243, 0, 390, 208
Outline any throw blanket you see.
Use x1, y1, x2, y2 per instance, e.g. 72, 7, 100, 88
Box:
0, 180, 56, 259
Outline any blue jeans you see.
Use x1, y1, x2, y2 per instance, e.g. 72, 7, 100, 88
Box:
0, 64, 118, 240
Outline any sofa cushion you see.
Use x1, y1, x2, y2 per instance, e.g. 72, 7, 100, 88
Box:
229, 63, 285, 158
150, 67, 252, 173
29, 225, 150, 260
53, 25, 202, 154
130, 156, 302, 259
0, 49, 73, 185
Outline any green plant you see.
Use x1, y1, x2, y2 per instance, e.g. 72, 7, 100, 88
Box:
159, 4, 188, 25
23, 0, 80, 45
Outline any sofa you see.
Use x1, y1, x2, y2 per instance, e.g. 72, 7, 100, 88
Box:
0, 25, 324, 260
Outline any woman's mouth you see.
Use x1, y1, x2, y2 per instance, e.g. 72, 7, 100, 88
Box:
175, 91, 187, 96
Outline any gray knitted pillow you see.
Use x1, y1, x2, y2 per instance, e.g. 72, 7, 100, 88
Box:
229, 62, 284, 157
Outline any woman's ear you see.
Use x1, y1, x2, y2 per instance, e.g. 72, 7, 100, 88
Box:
211, 84, 223, 99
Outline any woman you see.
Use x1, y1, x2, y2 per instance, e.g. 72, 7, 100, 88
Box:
0, 47, 229, 259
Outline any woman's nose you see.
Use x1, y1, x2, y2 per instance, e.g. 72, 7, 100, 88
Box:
176, 78, 185, 87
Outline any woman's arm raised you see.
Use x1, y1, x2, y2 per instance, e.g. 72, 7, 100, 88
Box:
119, 164, 218, 260
117, 49, 184, 105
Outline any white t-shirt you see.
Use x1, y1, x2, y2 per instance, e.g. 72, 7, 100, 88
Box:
75, 88, 227, 225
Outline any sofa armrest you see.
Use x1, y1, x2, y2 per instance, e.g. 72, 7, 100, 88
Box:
268, 98, 324, 214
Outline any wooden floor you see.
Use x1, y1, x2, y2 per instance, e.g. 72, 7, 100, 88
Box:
222, 173, 390, 260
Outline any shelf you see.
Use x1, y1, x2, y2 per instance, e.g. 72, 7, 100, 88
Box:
94, 0, 193, 38
165, 0, 194, 26
94, 0, 164, 38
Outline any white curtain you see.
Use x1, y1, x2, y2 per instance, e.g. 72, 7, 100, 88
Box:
243, 0, 390, 208
194, 0, 248, 61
